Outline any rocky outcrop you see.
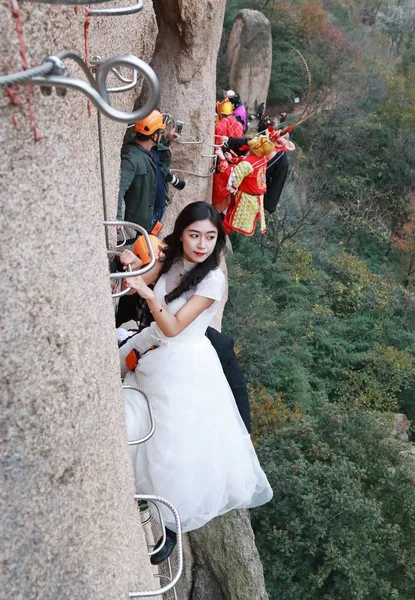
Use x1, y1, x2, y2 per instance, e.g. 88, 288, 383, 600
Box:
226, 9, 272, 113
188, 510, 270, 600
391, 413, 410, 441
150, 0, 227, 232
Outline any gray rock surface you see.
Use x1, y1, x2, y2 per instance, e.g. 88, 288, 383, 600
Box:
226, 9, 272, 112
391, 413, 410, 441
1, 2, 160, 598
189, 510, 270, 600
150, 0, 227, 227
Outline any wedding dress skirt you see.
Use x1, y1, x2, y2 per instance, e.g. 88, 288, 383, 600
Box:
122, 263, 273, 532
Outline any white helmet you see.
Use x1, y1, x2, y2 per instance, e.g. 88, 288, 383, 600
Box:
225, 89, 236, 98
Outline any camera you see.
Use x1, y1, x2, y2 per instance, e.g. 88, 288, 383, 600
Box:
176, 120, 184, 134
166, 171, 186, 190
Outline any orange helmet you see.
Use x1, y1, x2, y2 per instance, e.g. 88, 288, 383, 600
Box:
216, 99, 233, 116
135, 110, 165, 136
132, 235, 166, 266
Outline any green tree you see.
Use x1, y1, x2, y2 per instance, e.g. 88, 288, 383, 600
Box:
252, 401, 415, 600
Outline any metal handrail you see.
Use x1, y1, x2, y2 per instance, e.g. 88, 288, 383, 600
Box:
112, 67, 136, 84
124, 385, 155, 446
8, 53, 160, 124
104, 221, 156, 279
170, 168, 214, 178
129, 494, 183, 598
176, 138, 205, 145
146, 501, 167, 557
108, 67, 138, 93
88, 0, 143, 16
109, 256, 132, 298
91, 56, 139, 94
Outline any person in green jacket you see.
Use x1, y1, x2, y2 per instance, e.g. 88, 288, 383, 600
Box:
117, 110, 178, 236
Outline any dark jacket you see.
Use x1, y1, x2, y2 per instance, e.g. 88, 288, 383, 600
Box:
117, 140, 171, 232
264, 151, 289, 214
205, 327, 251, 433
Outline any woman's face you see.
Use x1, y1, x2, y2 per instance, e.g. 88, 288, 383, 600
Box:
181, 219, 218, 263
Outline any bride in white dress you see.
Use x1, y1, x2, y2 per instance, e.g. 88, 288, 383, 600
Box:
119, 202, 272, 563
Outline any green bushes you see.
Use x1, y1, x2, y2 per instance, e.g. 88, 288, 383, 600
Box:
224, 235, 415, 414
219, 3, 415, 596
251, 401, 415, 600
224, 232, 415, 597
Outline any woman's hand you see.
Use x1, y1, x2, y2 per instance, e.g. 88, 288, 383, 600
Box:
120, 249, 142, 272
125, 276, 155, 300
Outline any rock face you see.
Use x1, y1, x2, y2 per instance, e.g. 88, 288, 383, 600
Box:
150, 0, 227, 233
1, 2, 156, 599
188, 510, 270, 600
226, 9, 272, 113
391, 413, 411, 441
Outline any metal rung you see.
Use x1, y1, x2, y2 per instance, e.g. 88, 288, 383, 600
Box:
162, 114, 175, 129
124, 385, 155, 446
105, 221, 156, 279
27, 54, 160, 124
153, 568, 179, 600
145, 500, 166, 557
110, 259, 133, 298
129, 495, 183, 598
89, 0, 143, 16
170, 167, 214, 178
176, 138, 205, 145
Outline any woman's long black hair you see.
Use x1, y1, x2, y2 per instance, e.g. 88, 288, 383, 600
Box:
161, 201, 226, 303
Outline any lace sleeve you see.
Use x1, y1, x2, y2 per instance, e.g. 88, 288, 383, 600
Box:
194, 268, 225, 302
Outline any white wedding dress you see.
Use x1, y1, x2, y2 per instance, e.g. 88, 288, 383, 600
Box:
121, 259, 273, 532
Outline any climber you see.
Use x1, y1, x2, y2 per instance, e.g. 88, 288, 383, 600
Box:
117, 110, 183, 240
119, 202, 272, 563
226, 90, 248, 133
264, 129, 295, 214
279, 111, 287, 124
214, 99, 244, 141
223, 131, 276, 236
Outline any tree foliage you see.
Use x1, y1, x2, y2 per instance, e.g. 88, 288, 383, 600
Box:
219, 1, 415, 596
225, 234, 415, 414
251, 401, 415, 600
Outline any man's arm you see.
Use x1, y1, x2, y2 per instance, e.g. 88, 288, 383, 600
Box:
117, 156, 136, 220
